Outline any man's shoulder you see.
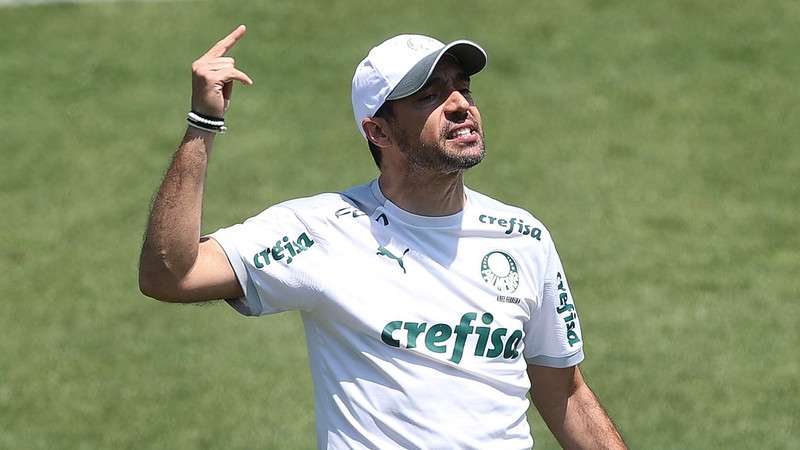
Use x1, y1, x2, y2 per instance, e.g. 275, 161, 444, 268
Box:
255, 180, 379, 225
272, 192, 353, 213
467, 187, 550, 232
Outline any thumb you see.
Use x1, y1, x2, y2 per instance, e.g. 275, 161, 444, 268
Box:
222, 81, 233, 112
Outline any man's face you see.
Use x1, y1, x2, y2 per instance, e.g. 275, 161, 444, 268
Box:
387, 56, 485, 173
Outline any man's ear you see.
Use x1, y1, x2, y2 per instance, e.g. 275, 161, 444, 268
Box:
362, 118, 392, 148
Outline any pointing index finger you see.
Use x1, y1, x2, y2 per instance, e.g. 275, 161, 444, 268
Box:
204, 25, 247, 58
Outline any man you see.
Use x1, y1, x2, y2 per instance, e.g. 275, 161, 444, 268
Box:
139, 25, 627, 450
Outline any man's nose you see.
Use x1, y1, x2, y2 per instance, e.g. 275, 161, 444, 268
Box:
443, 90, 470, 117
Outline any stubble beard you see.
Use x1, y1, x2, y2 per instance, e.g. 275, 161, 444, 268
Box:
395, 123, 487, 174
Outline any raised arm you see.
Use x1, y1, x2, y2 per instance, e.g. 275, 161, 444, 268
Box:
528, 364, 627, 450
138, 26, 253, 303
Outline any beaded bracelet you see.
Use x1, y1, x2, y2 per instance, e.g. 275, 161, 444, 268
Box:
187, 111, 227, 134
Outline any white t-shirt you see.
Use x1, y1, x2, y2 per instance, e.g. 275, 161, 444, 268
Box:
210, 179, 584, 450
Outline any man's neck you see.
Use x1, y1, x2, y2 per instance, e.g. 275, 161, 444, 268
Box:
378, 170, 466, 217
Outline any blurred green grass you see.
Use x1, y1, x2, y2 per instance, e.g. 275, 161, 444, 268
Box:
1, 1, 798, 449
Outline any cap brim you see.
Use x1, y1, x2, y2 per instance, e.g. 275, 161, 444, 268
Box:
386, 40, 487, 101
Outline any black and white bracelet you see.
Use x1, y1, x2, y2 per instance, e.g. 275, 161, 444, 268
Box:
187, 111, 227, 134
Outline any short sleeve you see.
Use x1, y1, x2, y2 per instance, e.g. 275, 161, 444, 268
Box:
523, 237, 585, 367
208, 206, 323, 316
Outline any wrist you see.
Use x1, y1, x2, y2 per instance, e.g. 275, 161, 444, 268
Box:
182, 127, 216, 157
184, 126, 216, 140
186, 111, 227, 134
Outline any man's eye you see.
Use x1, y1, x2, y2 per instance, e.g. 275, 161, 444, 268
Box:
419, 93, 437, 102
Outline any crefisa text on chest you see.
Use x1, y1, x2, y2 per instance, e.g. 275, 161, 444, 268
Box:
479, 214, 542, 240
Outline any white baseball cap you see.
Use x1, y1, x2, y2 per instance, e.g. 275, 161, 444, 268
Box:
351, 34, 488, 140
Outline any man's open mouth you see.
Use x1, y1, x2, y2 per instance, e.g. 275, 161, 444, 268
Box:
446, 123, 479, 141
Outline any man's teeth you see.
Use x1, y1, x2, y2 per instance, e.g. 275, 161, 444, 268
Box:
453, 129, 472, 138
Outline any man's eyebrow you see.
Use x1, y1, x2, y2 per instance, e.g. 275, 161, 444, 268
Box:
420, 72, 471, 90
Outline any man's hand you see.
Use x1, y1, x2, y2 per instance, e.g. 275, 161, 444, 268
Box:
191, 25, 254, 118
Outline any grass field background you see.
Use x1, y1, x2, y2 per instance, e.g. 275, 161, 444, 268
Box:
1, 1, 798, 449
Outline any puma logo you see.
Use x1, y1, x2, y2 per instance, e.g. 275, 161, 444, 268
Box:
376, 246, 410, 274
